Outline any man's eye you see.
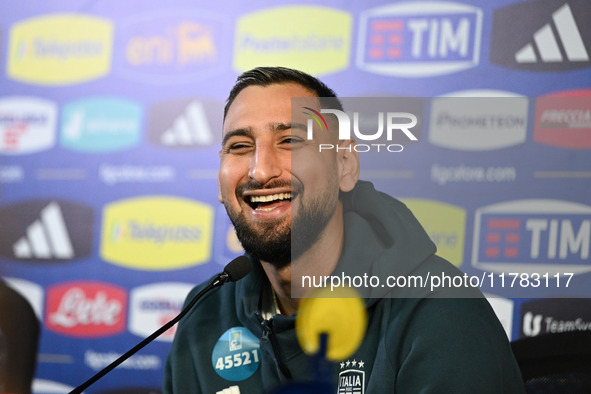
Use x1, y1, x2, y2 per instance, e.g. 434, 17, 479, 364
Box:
224, 142, 252, 153
282, 137, 303, 144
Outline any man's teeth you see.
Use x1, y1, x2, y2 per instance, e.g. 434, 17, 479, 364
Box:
250, 193, 292, 203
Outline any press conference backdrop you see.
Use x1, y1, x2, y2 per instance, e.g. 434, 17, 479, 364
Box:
0, 0, 590, 392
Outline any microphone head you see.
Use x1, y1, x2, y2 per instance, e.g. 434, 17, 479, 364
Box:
223, 256, 252, 282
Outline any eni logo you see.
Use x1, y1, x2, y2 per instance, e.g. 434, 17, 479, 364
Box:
7, 14, 113, 85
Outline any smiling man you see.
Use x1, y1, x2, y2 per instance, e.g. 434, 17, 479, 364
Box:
163, 67, 525, 394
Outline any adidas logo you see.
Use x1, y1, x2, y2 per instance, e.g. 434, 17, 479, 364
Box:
216, 386, 241, 394
161, 100, 213, 146
515, 3, 589, 64
13, 202, 74, 259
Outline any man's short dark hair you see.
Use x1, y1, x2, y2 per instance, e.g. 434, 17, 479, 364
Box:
223, 66, 343, 121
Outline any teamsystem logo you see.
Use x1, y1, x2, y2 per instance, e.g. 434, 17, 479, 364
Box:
297, 97, 422, 153
520, 298, 591, 338
491, 0, 591, 71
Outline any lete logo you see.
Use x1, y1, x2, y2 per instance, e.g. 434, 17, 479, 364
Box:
46, 281, 127, 337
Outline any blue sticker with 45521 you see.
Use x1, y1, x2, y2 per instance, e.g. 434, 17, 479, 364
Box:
212, 326, 261, 381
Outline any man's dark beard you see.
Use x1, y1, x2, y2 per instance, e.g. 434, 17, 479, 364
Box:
225, 193, 337, 269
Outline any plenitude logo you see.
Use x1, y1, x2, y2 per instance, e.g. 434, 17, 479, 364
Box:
295, 97, 422, 153
7, 14, 113, 85
100, 197, 214, 270
234, 6, 351, 75
357, 1, 483, 77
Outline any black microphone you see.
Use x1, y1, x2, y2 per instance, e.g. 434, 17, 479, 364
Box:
69, 256, 252, 394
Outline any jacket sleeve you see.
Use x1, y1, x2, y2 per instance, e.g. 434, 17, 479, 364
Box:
390, 297, 525, 393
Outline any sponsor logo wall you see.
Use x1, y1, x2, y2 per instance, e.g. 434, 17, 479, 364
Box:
0, 0, 589, 392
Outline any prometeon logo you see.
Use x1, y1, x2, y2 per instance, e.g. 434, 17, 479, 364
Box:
46, 281, 127, 337
0, 200, 93, 261
60, 97, 143, 153
472, 199, 591, 276
100, 197, 214, 270
116, 10, 225, 83
534, 89, 591, 149
357, 2, 482, 77
234, 6, 351, 75
429, 95, 528, 151
491, 0, 591, 71
7, 14, 113, 85
0, 97, 57, 155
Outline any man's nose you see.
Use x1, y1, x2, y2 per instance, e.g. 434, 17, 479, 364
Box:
248, 145, 282, 184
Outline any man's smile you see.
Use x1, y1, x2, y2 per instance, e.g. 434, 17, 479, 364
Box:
249, 192, 293, 211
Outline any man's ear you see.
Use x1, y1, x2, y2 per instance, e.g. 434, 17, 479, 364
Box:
337, 138, 360, 192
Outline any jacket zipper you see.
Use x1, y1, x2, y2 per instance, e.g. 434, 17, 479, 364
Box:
255, 312, 293, 380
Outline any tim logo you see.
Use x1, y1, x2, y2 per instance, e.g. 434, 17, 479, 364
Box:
338, 359, 365, 394
116, 10, 225, 83
472, 199, 591, 275
533, 89, 591, 149
357, 2, 482, 77
491, 0, 591, 71
46, 281, 127, 337
0, 200, 93, 261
